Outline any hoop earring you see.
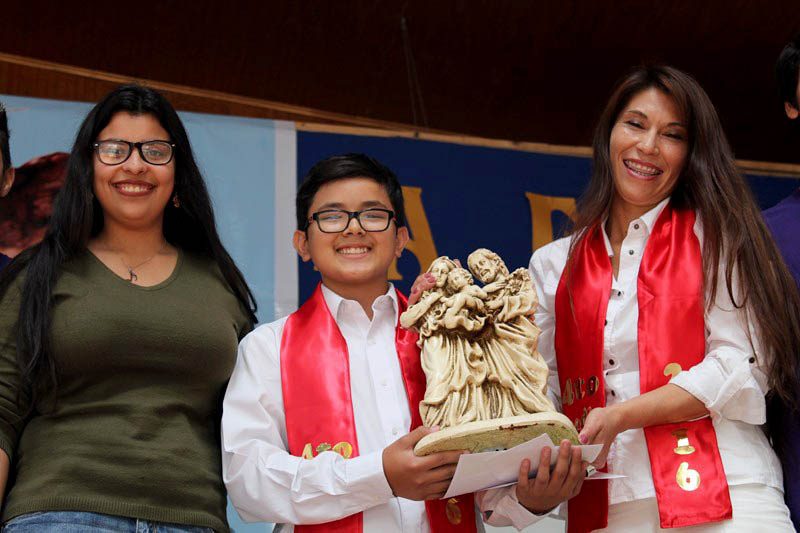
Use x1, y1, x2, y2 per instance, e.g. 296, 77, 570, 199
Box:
172, 194, 181, 208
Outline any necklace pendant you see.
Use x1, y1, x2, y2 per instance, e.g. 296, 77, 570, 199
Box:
128, 268, 138, 283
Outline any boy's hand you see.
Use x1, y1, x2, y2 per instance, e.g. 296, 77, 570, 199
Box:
516, 440, 586, 514
382, 426, 467, 500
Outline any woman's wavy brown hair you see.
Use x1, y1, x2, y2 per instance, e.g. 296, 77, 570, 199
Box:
568, 65, 800, 413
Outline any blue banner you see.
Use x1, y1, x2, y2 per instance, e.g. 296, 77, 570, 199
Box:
297, 130, 800, 302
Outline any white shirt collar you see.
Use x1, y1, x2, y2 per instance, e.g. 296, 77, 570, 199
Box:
602, 196, 671, 256
320, 282, 399, 324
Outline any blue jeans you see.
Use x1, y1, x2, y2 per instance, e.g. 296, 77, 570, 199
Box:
2, 511, 215, 532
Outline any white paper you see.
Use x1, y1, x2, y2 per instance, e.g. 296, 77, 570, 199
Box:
442, 434, 610, 498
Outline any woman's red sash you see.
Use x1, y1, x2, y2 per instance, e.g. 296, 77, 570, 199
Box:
553, 205, 732, 532
280, 283, 477, 532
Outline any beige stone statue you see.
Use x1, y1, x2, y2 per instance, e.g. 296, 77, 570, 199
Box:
401, 249, 577, 455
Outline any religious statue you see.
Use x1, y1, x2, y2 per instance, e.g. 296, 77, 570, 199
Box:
401, 249, 578, 455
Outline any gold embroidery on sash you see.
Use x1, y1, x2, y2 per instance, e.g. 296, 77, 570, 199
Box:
301, 443, 314, 459
302, 441, 355, 459
316, 443, 332, 454
575, 377, 586, 400
563, 378, 575, 406
676, 461, 701, 491
664, 362, 683, 379
587, 376, 599, 396
333, 441, 354, 458
446, 498, 462, 524
671, 428, 696, 455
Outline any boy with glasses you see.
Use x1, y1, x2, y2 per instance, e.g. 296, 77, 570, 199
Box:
222, 153, 481, 532
223, 153, 566, 531
0, 102, 15, 269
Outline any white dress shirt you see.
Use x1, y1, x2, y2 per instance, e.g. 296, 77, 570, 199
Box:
223, 284, 487, 532
527, 198, 782, 507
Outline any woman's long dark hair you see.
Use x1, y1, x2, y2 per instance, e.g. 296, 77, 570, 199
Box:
569, 65, 800, 415
0, 84, 257, 408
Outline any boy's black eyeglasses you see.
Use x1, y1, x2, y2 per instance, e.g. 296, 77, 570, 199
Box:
308, 208, 395, 233
93, 140, 176, 166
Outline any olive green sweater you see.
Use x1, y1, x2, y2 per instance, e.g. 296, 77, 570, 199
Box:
0, 251, 251, 532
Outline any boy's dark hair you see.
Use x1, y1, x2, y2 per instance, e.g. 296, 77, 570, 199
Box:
296, 153, 408, 230
776, 32, 800, 108
0, 102, 11, 173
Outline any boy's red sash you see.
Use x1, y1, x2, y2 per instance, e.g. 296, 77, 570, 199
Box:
554, 205, 732, 532
280, 284, 476, 532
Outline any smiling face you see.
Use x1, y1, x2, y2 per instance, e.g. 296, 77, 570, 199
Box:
293, 177, 409, 294
609, 87, 689, 217
93, 112, 174, 232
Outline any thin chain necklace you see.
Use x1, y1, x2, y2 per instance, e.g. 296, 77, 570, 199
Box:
119, 240, 169, 283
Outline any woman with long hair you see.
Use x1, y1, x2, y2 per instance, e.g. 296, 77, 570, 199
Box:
524, 65, 798, 531
0, 84, 256, 532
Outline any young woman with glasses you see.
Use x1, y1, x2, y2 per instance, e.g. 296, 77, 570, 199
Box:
0, 84, 256, 532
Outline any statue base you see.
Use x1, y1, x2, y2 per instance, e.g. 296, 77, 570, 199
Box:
414, 412, 579, 456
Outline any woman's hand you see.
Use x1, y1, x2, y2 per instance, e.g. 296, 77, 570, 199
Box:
516, 440, 586, 514
578, 405, 625, 467
408, 272, 436, 306
578, 385, 708, 467
407, 259, 462, 306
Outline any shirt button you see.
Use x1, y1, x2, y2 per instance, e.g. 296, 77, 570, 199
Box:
392, 428, 399, 436
628, 249, 634, 255
617, 291, 623, 297
609, 359, 615, 366
634, 223, 640, 230
611, 390, 617, 397
604, 319, 608, 326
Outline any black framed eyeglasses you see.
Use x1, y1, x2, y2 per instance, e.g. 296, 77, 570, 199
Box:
308, 208, 395, 233
93, 140, 176, 166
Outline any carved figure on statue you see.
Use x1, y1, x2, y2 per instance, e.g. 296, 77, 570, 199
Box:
401, 249, 578, 455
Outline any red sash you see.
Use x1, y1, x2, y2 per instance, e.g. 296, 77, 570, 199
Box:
281, 283, 477, 532
554, 205, 732, 532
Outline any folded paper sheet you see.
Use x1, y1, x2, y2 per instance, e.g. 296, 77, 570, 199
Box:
443, 434, 623, 498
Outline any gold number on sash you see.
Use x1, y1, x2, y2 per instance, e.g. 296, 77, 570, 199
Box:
302, 441, 354, 459
315, 442, 332, 454
575, 377, 586, 400
587, 376, 599, 396
664, 362, 683, 379
671, 428, 696, 455
676, 461, 701, 491
446, 498, 462, 525
332, 441, 354, 459
562, 378, 575, 406
301, 443, 314, 459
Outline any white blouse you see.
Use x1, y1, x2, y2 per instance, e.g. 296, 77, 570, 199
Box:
528, 198, 782, 506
